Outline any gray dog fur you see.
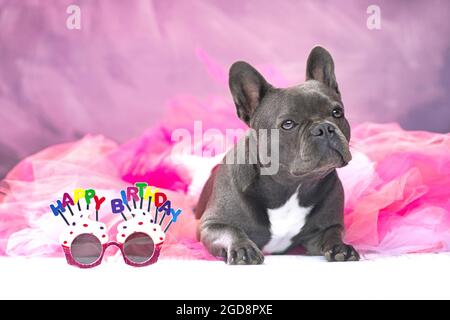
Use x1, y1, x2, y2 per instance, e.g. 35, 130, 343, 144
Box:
195, 46, 360, 264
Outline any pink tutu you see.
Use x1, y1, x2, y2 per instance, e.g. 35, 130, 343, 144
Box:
0, 118, 449, 258
340, 123, 450, 255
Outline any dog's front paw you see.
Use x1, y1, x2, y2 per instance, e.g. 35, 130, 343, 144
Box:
226, 240, 264, 265
324, 244, 360, 262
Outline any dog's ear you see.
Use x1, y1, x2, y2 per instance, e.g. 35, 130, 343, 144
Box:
306, 46, 340, 95
229, 61, 271, 126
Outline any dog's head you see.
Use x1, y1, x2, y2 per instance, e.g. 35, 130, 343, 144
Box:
229, 46, 351, 179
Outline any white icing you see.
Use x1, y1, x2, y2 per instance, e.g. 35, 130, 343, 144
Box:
59, 210, 109, 247
116, 208, 165, 245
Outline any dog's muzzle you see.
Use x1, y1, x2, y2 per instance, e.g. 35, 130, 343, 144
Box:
309, 121, 352, 164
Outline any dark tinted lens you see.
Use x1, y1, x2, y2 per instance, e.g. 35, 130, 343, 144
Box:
123, 232, 155, 264
70, 233, 103, 265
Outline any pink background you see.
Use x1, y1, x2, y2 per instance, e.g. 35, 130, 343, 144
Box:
1, 0, 450, 177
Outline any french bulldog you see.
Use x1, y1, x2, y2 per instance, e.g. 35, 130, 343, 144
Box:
195, 46, 359, 264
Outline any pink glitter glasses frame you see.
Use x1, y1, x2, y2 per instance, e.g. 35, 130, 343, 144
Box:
62, 233, 163, 268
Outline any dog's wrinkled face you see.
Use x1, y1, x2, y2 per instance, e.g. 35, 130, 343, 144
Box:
229, 46, 351, 178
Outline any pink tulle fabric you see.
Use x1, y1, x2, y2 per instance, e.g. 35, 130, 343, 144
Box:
0, 119, 449, 259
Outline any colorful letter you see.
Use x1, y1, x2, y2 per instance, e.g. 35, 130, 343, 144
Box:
73, 188, 85, 204
154, 192, 168, 207
135, 182, 148, 199
170, 208, 182, 222
50, 200, 65, 216
111, 199, 124, 214
126, 187, 139, 202
94, 195, 106, 211
158, 200, 171, 215
143, 186, 159, 200
85, 189, 95, 205
120, 190, 128, 205
61, 193, 74, 208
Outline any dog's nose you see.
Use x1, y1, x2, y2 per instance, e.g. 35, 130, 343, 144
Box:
310, 122, 335, 138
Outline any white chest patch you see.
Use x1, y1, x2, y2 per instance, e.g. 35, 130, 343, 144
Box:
263, 190, 312, 254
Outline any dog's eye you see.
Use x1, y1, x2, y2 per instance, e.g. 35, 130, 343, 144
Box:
281, 120, 296, 130
332, 107, 344, 118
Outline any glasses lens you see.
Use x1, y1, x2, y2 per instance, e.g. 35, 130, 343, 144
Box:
70, 233, 103, 265
123, 232, 155, 264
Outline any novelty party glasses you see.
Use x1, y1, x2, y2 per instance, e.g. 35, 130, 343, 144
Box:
51, 185, 182, 268
60, 210, 166, 268
63, 232, 163, 268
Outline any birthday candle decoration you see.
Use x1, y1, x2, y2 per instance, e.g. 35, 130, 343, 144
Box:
50, 200, 70, 226
66, 204, 74, 216
131, 197, 137, 217
51, 189, 108, 230
120, 190, 133, 212
163, 219, 173, 233
157, 200, 172, 225
154, 205, 159, 226
125, 186, 140, 213
73, 188, 85, 211
94, 195, 105, 222
147, 197, 152, 216
136, 182, 148, 201
57, 209, 70, 226
109, 183, 183, 235
147, 196, 154, 223
163, 208, 183, 233
158, 203, 169, 226
159, 211, 166, 225
153, 192, 168, 225
111, 198, 129, 221
62, 193, 75, 216
85, 189, 95, 211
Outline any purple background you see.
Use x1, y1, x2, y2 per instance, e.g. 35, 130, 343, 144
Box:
0, 0, 449, 177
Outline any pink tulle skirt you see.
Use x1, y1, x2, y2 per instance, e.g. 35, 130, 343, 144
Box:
0, 121, 449, 259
